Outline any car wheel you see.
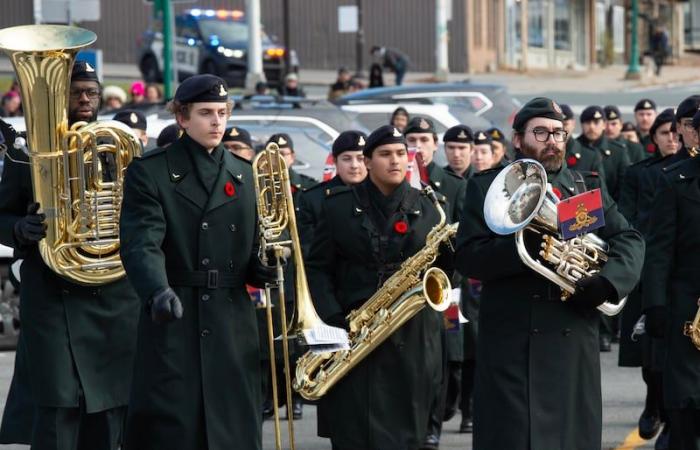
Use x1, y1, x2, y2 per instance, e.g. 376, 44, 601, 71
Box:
140, 55, 161, 83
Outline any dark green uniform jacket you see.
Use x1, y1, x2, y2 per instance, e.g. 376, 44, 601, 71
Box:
444, 164, 475, 181
639, 131, 655, 156
565, 137, 604, 173
613, 135, 647, 164
289, 168, 317, 193
306, 178, 449, 449
456, 162, 644, 450
297, 175, 345, 256
0, 145, 140, 414
119, 134, 271, 450
642, 158, 700, 409
577, 135, 630, 201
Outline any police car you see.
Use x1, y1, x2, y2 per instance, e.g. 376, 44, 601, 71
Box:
139, 8, 296, 87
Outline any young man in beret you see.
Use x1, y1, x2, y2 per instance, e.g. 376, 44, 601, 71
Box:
560, 103, 604, 174
443, 124, 475, 179
456, 97, 644, 450
0, 61, 141, 449
266, 133, 316, 193
577, 105, 630, 203
604, 105, 646, 163
113, 109, 148, 147
306, 124, 454, 450
617, 108, 678, 448
622, 121, 641, 143
635, 99, 658, 153
119, 74, 277, 450
155, 123, 182, 149
222, 126, 255, 161
471, 131, 495, 172
486, 127, 508, 166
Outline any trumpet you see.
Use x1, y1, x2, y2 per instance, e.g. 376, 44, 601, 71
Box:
483, 159, 625, 316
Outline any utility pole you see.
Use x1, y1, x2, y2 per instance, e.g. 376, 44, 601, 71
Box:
355, 0, 364, 77
435, 0, 449, 81
625, 0, 641, 79
282, 0, 291, 73
155, 0, 176, 98
245, 0, 266, 89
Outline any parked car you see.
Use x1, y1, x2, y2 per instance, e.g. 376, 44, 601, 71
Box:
334, 82, 521, 133
138, 8, 298, 87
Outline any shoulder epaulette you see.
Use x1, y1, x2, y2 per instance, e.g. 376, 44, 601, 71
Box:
663, 155, 696, 174
229, 152, 252, 165
326, 185, 351, 197
139, 147, 167, 159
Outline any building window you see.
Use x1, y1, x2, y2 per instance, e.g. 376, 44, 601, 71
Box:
554, 0, 572, 50
528, 0, 546, 48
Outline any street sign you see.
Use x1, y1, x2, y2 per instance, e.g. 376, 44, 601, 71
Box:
41, 0, 100, 23
338, 5, 358, 33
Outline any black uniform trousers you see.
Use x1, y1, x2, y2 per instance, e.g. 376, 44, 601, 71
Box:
31, 404, 125, 450
668, 409, 700, 450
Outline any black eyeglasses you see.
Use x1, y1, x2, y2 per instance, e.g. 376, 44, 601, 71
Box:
679, 119, 695, 131
69, 88, 101, 100
528, 128, 568, 143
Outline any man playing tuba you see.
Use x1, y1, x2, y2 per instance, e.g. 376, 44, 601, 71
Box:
455, 97, 644, 450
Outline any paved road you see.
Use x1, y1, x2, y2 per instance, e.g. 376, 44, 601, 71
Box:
0, 343, 658, 450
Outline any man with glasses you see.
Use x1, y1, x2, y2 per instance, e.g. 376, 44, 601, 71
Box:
222, 126, 255, 161
0, 61, 140, 449
456, 97, 644, 450
266, 133, 316, 196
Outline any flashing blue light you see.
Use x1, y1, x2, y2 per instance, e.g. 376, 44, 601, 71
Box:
187, 38, 195, 46
209, 35, 220, 46
204, 9, 216, 17
189, 9, 201, 16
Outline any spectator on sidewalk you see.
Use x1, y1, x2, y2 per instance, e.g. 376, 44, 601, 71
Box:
0, 91, 21, 118
278, 73, 306, 98
128, 81, 146, 106
348, 76, 366, 93
102, 85, 127, 112
369, 63, 384, 88
390, 107, 409, 132
371, 45, 409, 86
145, 83, 163, 104
328, 67, 352, 101
650, 25, 670, 76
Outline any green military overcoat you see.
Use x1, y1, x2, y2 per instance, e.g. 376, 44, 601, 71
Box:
456, 162, 644, 450
578, 135, 630, 201
119, 134, 270, 450
306, 179, 449, 449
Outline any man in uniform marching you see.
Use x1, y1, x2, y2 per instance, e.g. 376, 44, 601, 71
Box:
560, 103, 604, 173
306, 124, 453, 450
604, 105, 646, 163
635, 99, 658, 154
443, 124, 475, 180
266, 133, 316, 194
456, 97, 644, 450
119, 74, 277, 450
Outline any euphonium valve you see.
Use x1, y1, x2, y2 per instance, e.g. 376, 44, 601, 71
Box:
0, 25, 142, 285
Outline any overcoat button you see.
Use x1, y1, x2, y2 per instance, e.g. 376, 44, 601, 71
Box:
201, 329, 211, 337
230, 224, 237, 232
532, 294, 540, 300
201, 222, 209, 230
61, 289, 69, 295
202, 294, 210, 301
531, 328, 539, 335
202, 258, 210, 266
562, 328, 571, 336
229, 261, 234, 269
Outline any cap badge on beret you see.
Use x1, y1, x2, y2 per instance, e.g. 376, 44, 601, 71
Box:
219, 84, 227, 97
419, 118, 430, 130
458, 130, 467, 139
644, 101, 651, 109
229, 128, 239, 137
129, 112, 138, 124
551, 101, 562, 115
593, 111, 602, 119
278, 136, 287, 145
477, 132, 486, 140
491, 130, 501, 138
392, 127, 401, 137
85, 62, 95, 73
609, 112, 617, 119
358, 136, 365, 146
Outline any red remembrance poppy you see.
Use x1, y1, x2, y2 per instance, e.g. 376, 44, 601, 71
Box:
566, 156, 577, 167
646, 143, 656, 154
551, 187, 562, 199
394, 220, 408, 234
224, 181, 235, 197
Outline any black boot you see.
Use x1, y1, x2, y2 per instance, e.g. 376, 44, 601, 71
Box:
638, 408, 662, 440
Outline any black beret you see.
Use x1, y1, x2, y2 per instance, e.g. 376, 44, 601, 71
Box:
403, 117, 436, 135
621, 121, 636, 132
364, 125, 405, 157
487, 127, 505, 143
174, 74, 228, 103
676, 95, 700, 120
222, 126, 252, 147
113, 110, 147, 131
580, 106, 605, 123
443, 125, 473, 143
634, 98, 656, 112
513, 97, 565, 132
391, 106, 409, 119
0, 118, 17, 147
267, 133, 293, 150
604, 105, 622, 121
71, 60, 99, 83
332, 130, 367, 157
559, 104, 574, 121
473, 130, 492, 146
650, 108, 676, 138
156, 124, 182, 148
692, 109, 700, 131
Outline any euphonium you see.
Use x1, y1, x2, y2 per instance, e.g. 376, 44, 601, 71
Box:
0, 25, 141, 285
483, 159, 625, 316
684, 299, 700, 351
293, 187, 456, 401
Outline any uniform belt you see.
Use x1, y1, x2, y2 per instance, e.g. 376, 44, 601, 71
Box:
167, 269, 242, 289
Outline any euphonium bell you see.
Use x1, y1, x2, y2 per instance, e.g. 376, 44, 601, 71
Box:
0, 25, 141, 285
483, 159, 625, 316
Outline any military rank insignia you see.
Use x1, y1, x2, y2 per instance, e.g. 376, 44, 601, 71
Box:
557, 189, 605, 240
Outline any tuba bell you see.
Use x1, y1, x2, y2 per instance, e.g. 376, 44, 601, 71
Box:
684, 298, 700, 351
483, 159, 625, 316
0, 25, 142, 285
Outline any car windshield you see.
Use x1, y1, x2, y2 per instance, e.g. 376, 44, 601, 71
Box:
198, 19, 272, 45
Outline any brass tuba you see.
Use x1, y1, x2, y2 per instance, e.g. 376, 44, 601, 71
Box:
0, 25, 142, 285
293, 187, 456, 401
483, 159, 625, 316
684, 299, 700, 351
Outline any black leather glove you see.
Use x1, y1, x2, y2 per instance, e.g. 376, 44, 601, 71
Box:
644, 306, 668, 338
14, 202, 47, 246
148, 287, 183, 324
326, 312, 350, 332
567, 275, 617, 310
